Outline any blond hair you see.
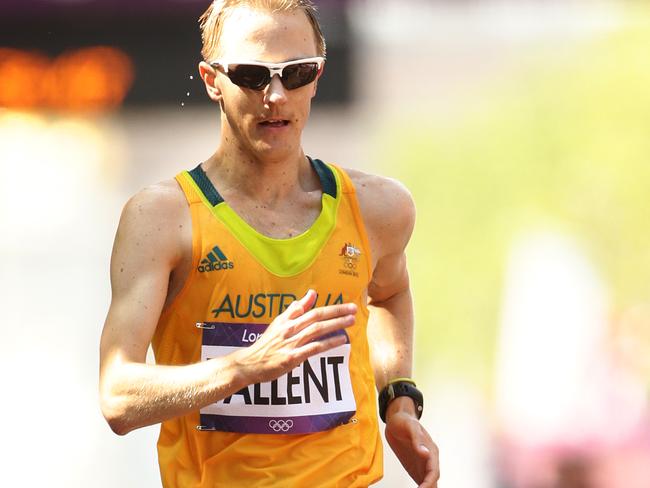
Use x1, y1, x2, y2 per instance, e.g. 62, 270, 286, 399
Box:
199, 0, 326, 61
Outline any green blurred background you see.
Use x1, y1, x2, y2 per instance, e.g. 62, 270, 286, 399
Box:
380, 5, 650, 387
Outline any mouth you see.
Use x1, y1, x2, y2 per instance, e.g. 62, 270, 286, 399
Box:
258, 118, 290, 128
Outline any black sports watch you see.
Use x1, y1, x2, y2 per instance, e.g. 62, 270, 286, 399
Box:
378, 380, 424, 423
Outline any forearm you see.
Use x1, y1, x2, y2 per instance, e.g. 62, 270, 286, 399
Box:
367, 286, 414, 391
100, 355, 244, 435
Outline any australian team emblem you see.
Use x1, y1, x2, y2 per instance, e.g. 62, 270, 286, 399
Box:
339, 242, 361, 277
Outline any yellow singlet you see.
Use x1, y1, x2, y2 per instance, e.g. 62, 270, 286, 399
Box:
152, 158, 382, 487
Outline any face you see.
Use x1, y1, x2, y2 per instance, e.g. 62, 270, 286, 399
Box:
199, 7, 322, 162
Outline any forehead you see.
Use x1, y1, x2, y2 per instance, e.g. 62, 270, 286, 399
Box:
218, 6, 318, 61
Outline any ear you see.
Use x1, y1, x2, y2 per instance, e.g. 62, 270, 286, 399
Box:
311, 62, 325, 98
199, 61, 223, 103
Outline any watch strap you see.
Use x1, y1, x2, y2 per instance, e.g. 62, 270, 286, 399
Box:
378, 380, 424, 423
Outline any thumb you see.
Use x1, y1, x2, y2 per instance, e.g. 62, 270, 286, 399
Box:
285, 289, 317, 320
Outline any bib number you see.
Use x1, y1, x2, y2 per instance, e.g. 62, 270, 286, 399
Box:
197, 322, 357, 434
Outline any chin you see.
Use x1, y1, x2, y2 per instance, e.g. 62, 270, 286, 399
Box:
251, 138, 299, 160
249, 144, 295, 162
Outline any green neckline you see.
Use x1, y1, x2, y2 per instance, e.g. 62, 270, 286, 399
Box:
183, 160, 341, 277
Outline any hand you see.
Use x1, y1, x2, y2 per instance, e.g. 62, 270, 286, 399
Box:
232, 289, 357, 384
385, 406, 439, 488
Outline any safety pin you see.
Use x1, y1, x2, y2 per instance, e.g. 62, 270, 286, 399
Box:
196, 425, 217, 431
195, 322, 215, 329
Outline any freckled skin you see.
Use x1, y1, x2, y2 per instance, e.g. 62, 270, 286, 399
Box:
201, 8, 321, 165
100, 5, 439, 487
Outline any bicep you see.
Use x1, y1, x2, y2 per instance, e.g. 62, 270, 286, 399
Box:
368, 251, 409, 304
366, 190, 416, 304
101, 271, 169, 366
100, 194, 179, 370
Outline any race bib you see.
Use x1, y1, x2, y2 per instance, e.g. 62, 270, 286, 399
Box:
197, 322, 357, 434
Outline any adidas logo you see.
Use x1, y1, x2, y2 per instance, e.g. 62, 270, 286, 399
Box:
198, 245, 234, 273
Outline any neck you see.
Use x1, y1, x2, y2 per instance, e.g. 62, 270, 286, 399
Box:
202, 134, 317, 205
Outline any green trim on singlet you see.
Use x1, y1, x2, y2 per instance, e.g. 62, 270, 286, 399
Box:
183, 158, 341, 277
188, 164, 224, 206
310, 158, 337, 198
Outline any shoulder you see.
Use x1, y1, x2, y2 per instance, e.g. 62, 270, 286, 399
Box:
123, 178, 187, 215
115, 178, 190, 264
341, 167, 415, 258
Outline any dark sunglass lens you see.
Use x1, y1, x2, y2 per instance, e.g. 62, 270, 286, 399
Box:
228, 64, 270, 90
281, 63, 318, 90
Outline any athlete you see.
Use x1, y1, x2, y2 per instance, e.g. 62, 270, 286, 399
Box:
99, 0, 439, 486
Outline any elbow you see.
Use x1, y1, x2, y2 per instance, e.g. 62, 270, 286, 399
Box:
106, 416, 132, 437
99, 360, 140, 435
100, 393, 135, 436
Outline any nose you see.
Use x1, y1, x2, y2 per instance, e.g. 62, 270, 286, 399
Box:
263, 75, 288, 106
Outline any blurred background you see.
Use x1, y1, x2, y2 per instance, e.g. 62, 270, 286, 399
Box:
2, 0, 650, 486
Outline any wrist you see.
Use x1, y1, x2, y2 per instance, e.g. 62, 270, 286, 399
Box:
385, 396, 418, 422
210, 352, 249, 396
378, 379, 424, 423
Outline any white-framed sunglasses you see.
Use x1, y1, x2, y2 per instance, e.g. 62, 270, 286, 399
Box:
209, 56, 325, 91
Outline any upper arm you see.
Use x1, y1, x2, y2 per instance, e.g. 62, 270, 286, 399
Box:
100, 183, 188, 372
349, 169, 416, 303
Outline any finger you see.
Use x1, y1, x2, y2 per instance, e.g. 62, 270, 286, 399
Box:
418, 475, 437, 488
419, 463, 440, 488
290, 332, 348, 362
292, 302, 357, 333
418, 446, 439, 488
283, 289, 317, 321
297, 289, 318, 313
293, 313, 356, 346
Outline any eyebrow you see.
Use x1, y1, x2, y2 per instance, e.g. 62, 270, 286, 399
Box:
225, 56, 319, 64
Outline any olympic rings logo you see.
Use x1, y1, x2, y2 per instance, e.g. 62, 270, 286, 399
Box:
268, 419, 294, 432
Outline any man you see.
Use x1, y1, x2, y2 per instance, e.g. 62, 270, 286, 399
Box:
99, 0, 439, 486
